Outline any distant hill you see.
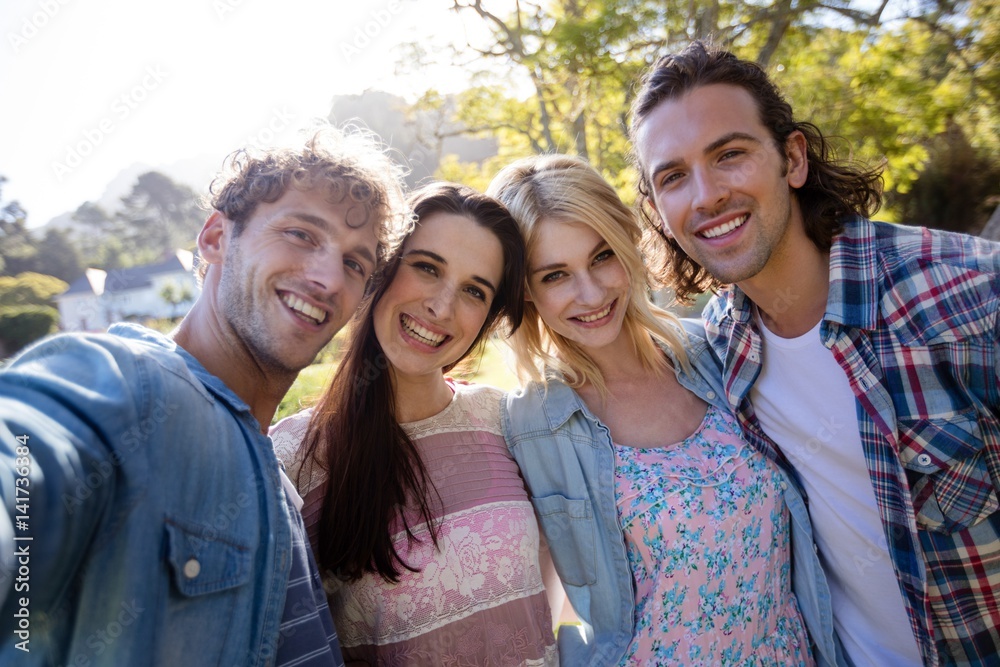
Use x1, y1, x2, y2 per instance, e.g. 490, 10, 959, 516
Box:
38, 90, 497, 232
329, 90, 497, 187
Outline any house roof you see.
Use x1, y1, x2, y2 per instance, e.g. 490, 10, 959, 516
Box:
60, 250, 196, 297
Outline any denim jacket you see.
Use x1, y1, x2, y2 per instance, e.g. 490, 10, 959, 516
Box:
502, 325, 842, 666
0, 324, 295, 666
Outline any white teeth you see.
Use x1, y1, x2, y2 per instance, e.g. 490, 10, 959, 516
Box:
401, 314, 446, 346
701, 214, 749, 239
281, 294, 327, 324
576, 303, 613, 323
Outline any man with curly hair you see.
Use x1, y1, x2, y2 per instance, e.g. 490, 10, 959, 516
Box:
630, 41, 1000, 666
0, 126, 408, 666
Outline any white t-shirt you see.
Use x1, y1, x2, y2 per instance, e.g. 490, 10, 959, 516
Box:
749, 314, 922, 667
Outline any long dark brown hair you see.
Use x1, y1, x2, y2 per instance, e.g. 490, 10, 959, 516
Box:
629, 40, 885, 303
299, 182, 525, 582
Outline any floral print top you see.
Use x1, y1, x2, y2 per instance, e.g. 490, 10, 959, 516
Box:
612, 405, 815, 666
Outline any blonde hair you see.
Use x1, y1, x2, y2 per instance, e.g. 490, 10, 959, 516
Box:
487, 154, 689, 397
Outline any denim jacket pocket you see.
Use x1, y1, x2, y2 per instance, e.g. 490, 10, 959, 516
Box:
897, 413, 999, 534
531, 494, 597, 587
165, 515, 252, 596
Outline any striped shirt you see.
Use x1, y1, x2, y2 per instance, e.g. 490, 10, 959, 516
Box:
703, 217, 1000, 666
274, 473, 346, 667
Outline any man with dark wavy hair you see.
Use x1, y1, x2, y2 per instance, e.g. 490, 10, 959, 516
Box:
630, 40, 1000, 666
0, 126, 408, 666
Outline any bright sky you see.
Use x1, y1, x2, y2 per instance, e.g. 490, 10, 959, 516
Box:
0, 0, 503, 228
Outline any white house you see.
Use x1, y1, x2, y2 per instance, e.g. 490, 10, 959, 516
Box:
56, 250, 201, 332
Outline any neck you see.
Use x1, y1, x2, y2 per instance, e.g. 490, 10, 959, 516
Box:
580, 330, 659, 388
738, 243, 830, 338
172, 298, 295, 432
391, 369, 454, 423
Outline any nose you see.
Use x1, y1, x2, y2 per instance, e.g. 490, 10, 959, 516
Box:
691, 165, 729, 213
307, 247, 346, 296
576, 272, 605, 308
424, 284, 456, 320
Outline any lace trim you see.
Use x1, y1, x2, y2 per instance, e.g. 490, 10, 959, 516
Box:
403, 383, 504, 440
331, 500, 546, 646
269, 409, 323, 494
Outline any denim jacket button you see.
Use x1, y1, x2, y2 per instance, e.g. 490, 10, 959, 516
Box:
183, 558, 201, 579
706, 391, 716, 400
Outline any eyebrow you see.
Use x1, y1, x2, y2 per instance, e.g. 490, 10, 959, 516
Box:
405, 249, 497, 295
288, 212, 376, 266
530, 238, 608, 276
649, 131, 763, 181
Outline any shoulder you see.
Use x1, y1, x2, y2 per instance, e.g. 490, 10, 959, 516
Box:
502, 379, 574, 442
269, 408, 317, 488
269, 408, 315, 462
2, 327, 193, 406
871, 221, 1000, 342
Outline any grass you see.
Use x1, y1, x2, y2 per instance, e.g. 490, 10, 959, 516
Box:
273, 338, 520, 424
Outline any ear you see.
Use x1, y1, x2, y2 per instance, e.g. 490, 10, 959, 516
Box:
784, 131, 808, 189
197, 211, 231, 266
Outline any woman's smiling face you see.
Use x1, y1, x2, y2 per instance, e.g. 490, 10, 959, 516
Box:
373, 211, 504, 382
527, 218, 630, 354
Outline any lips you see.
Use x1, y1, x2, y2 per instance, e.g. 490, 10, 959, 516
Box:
699, 213, 749, 239
400, 313, 448, 347
572, 299, 616, 323
280, 292, 327, 325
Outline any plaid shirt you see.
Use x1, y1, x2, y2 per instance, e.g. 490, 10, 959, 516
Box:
703, 217, 1000, 666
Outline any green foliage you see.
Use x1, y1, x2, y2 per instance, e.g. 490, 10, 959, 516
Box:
0, 272, 68, 307
159, 281, 195, 317
0, 272, 68, 357
426, 0, 998, 225
0, 305, 60, 359
110, 171, 205, 267
890, 122, 1000, 233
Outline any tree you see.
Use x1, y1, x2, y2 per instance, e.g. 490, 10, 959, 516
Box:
408, 0, 997, 221
0, 272, 68, 359
33, 228, 84, 283
110, 171, 205, 267
0, 176, 37, 277
159, 280, 195, 318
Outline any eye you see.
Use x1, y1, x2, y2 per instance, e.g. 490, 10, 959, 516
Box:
344, 257, 366, 277
464, 285, 487, 301
593, 249, 615, 264
285, 229, 312, 243
658, 171, 683, 189
539, 270, 565, 284
410, 261, 438, 276
719, 149, 743, 161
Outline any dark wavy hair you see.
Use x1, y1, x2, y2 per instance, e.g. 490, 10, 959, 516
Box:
629, 40, 885, 302
200, 125, 408, 280
299, 182, 525, 582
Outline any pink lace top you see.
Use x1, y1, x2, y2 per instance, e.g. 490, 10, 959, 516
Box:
612, 405, 814, 666
270, 383, 557, 666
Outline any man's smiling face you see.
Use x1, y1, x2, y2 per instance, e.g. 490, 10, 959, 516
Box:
636, 83, 808, 287
216, 185, 378, 375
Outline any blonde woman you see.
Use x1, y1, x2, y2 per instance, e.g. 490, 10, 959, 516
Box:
488, 155, 839, 666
